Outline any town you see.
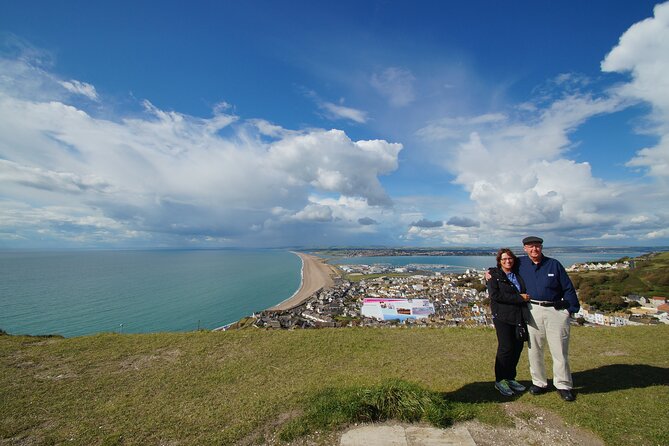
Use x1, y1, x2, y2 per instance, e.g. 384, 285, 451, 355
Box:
230, 260, 669, 330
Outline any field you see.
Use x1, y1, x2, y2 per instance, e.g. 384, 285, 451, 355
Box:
1, 325, 668, 445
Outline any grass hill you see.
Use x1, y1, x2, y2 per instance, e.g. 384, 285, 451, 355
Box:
1, 325, 668, 445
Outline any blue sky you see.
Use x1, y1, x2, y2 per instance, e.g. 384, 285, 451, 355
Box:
1, 0, 668, 248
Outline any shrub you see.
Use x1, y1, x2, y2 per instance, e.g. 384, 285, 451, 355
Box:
279, 379, 475, 442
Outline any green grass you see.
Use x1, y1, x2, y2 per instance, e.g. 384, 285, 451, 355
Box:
1, 326, 668, 445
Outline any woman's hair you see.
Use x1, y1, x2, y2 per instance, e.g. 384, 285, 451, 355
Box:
496, 248, 518, 268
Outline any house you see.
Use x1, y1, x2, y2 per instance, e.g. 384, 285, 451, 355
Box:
657, 312, 669, 325
613, 315, 626, 326
650, 297, 668, 308
630, 306, 658, 315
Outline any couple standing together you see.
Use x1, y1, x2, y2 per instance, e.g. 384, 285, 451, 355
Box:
487, 236, 580, 402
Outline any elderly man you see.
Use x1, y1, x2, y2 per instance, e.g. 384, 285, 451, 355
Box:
518, 236, 580, 402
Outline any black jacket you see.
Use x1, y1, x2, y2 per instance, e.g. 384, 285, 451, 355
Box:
487, 267, 528, 326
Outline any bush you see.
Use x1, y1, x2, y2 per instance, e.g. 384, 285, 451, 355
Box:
279, 379, 475, 442
647, 271, 669, 287
615, 271, 630, 282
571, 275, 582, 288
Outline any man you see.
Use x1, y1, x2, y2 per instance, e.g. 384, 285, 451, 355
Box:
518, 236, 579, 402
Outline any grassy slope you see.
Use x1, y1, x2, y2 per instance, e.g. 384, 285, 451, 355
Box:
1, 326, 668, 445
574, 251, 669, 295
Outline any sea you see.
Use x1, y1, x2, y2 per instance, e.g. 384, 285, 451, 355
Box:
328, 250, 648, 273
0, 248, 652, 338
0, 249, 301, 338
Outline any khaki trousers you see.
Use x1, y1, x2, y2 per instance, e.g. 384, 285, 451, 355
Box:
526, 303, 573, 390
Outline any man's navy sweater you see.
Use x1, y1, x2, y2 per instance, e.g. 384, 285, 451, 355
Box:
517, 255, 580, 314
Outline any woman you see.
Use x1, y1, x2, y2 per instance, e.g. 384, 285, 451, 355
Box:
487, 248, 530, 396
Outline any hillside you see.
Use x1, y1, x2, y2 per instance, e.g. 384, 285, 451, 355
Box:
1, 326, 668, 445
571, 251, 669, 312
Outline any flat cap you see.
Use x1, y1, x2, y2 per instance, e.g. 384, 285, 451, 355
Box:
522, 236, 543, 245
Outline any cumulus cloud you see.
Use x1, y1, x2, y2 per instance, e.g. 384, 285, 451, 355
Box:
446, 216, 480, 228
292, 203, 334, 222
602, 1, 669, 178
643, 228, 669, 239
404, 223, 483, 245
370, 67, 416, 107
410, 218, 443, 228
0, 53, 402, 247
305, 195, 390, 228
439, 94, 624, 229
267, 130, 401, 206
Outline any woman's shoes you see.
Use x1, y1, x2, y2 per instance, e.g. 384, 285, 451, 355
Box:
495, 380, 514, 396
507, 380, 526, 392
495, 379, 527, 396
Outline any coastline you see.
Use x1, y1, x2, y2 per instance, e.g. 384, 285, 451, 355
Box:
267, 252, 336, 311
213, 251, 337, 330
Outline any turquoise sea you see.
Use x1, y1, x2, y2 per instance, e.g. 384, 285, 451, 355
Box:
0, 249, 301, 337
0, 248, 652, 338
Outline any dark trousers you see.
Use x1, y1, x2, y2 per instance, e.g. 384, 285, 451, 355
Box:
493, 318, 525, 382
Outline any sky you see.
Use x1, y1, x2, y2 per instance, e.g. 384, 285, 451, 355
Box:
1, 0, 668, 249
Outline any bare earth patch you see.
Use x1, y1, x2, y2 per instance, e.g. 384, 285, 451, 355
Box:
116, 348, 183, 372
462, 402, 604, 446
599, 350, 627, 357
6, 351, 78, 381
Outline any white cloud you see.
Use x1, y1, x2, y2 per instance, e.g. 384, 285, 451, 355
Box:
304, 89, 369, 124
292, 203, 334, 222
416, 113, 507, 142
59, 80, 99, 101
643, 228, 669, 239
321, 101, 368, 123
370, 67, 416, 107
0, 54, 402, 247
602, 1, 669, 178
596, 233, 629, 240
403, 223, 483, 245
267, 130, 401, 206
0, 199, 141, 245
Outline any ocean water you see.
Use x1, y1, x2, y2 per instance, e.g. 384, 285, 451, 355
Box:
0, 249, 301, 337
329, 250, 649, 273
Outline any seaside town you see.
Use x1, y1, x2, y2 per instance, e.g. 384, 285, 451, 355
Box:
227, 255, 669, 330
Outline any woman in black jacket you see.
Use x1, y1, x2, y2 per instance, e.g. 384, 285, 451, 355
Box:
487, 248, 530, 396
